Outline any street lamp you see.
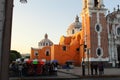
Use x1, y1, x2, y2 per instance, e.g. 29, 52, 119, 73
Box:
20, 0, 27, 3
87, 48, 90, 75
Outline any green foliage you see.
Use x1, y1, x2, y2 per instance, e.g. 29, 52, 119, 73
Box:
9, 53, 16, 62
25, 55, 30, 59
9, 50, 22, 63
10, 50, 22, 58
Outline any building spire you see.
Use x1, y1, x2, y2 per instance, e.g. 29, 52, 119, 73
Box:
75, 15, 79, 22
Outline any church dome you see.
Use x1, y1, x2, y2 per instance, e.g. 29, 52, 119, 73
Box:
67, 15, 82, 36
38, 33, 53, 49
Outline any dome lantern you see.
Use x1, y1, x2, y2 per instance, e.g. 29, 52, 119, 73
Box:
75, 15, 79, 22
45, 33, 48, 39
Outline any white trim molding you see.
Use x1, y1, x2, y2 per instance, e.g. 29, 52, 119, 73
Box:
84, 57, 109, 62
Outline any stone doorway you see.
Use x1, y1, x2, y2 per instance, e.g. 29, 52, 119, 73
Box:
117, 45, 120, 67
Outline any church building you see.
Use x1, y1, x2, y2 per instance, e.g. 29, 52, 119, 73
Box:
30, 0, 120, 67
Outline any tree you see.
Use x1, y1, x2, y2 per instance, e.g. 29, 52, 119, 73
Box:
9, 50, 22, 63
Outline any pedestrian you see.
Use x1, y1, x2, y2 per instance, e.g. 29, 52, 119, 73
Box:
98, 62, 104, 75
22, 63, 28, 76
94, 63, 98, 75
66, 62, 70, 71
54, 63, 58, 76
90, 63, 94, 75
82, 61, 85, 76
18, 63, 23, 77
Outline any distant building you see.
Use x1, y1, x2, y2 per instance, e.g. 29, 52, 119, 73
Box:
30, 0, 120, 67
106, 5, 120, 67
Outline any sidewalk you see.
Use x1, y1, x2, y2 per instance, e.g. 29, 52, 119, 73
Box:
58, 67, 120, 77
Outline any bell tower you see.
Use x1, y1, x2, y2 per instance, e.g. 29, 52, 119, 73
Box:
81, 0, 109, 62
82, 0, 104, 9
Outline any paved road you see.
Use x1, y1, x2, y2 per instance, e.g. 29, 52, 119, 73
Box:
9, 67, 120, 80
58, 67, 120, 76
9, 71, 120, 80
9, 72, 79, 80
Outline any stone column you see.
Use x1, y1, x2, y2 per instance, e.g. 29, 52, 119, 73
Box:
0, 0, 13, 80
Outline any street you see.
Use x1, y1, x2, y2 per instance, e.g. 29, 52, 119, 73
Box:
9, 67, 120, 80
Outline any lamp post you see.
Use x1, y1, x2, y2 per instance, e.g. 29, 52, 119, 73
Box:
0, 0, 27, 80
20, 0, 27, 3
87, 48, 90, 75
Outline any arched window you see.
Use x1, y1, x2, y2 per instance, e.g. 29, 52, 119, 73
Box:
45, 49, 50, 56
95, 24, 102, 33
117, 27, 120, 36
72, 29, 74, 34
63, 46, 66, 51
94, 0, 99, 7
46, 43, 48, 46
43, 43, 45, 46
97, 48, 101, 56
118, 18, 120, 22
76, 48, 80, 51
34, 51, 38, 56
96, 47, 103, 57
96, 25, 100, 31
46, 51, 49, 56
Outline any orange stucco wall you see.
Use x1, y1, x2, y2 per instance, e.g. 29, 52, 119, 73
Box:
30, 46, 51, 61
30, 32, 84, 66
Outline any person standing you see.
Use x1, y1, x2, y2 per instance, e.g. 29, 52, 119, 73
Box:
94, 63, 98, 75
90, 63, 94, 75
98, 62, 104, 75
18, 63, 23, 77
82, 62, 85, 76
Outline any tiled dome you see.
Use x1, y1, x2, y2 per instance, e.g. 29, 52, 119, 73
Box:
67, 15, 82, 36
38, 33, 53, 49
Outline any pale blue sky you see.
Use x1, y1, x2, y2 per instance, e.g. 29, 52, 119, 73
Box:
11, 0, 120, 54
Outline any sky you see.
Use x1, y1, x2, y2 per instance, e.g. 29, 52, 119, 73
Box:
11, 0, 120, 54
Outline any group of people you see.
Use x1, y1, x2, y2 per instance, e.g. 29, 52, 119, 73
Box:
9, 61, 58, 77
90, 62, 104, 75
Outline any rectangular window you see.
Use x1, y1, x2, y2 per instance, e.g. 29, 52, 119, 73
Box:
46, 51, 50, 56
94, 0, 99, 7
76, 48, 80, 51
62, 46, 66, 51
